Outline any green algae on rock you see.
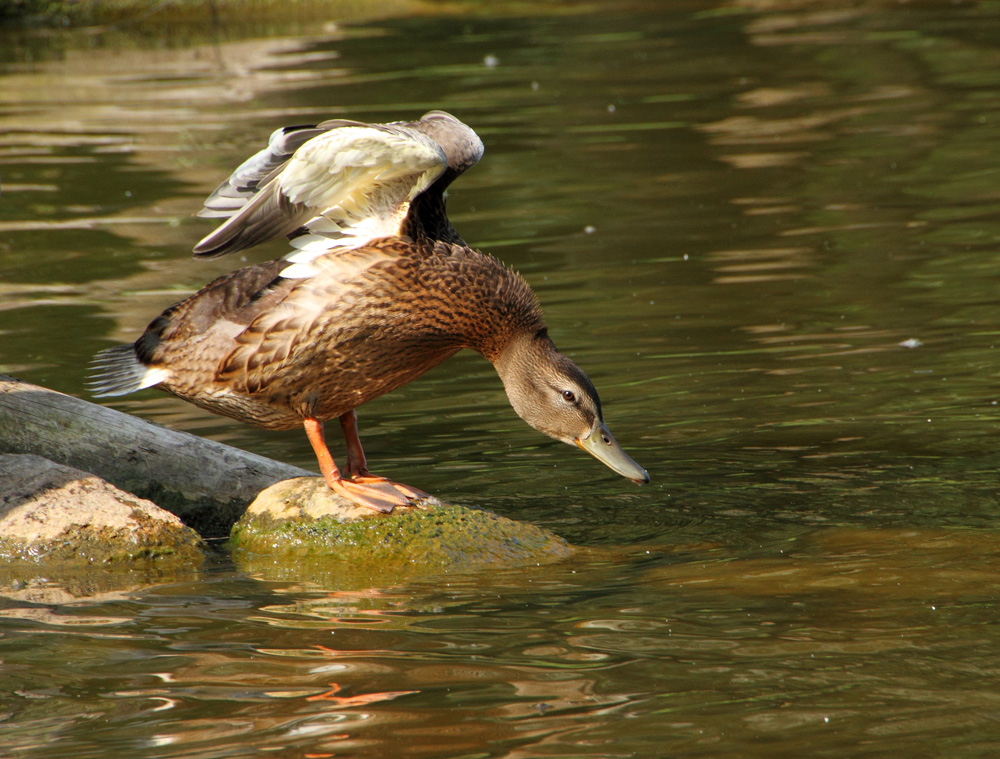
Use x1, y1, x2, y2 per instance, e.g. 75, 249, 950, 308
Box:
230, 477, 574, 582
0, 454, 206, 566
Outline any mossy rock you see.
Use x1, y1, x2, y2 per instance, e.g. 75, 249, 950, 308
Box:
230, 477, 574, 585
0, 454, 206, 566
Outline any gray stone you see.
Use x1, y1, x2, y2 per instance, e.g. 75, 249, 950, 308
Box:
230, 477, 575, 585
0, 454, 205, 565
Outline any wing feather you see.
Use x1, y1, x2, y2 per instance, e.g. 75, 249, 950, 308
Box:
217, 246, 397, 393
197, 125, 328, 219
193, 124, 447, 259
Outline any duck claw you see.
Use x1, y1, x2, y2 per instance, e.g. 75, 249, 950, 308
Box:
351, 474, 429, 503
330, 475, 427, 513
330, 479, 405, 513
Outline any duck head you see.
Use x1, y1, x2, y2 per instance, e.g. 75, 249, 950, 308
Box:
493, 331, 649, 484
414, 110, 485, 185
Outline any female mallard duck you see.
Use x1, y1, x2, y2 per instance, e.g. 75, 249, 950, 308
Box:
90, 111, 648, 512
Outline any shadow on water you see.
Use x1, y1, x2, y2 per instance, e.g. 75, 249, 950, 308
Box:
2, 1, 1000, 756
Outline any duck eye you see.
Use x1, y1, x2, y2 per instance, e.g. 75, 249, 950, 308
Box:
561, 390, 576, 403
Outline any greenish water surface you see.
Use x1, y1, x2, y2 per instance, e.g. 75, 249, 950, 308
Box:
2, 2, 1000, 756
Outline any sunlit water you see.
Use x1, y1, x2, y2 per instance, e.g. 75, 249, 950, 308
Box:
2, 2, 1000, 756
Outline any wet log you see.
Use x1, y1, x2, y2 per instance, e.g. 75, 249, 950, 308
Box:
0, 375, 311, 537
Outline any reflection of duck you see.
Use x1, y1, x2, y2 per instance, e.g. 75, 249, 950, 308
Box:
90, 111, 648, 512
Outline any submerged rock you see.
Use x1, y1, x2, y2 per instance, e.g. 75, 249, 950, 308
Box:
230, 477, 574, 583
0, 454, 205, 565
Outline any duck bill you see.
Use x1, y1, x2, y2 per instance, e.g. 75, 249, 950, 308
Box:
575, 420, 649, 485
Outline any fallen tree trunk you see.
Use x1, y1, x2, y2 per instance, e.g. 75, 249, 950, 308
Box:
0, 375, 312, 537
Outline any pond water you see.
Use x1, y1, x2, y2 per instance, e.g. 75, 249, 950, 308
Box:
2, 1, 1000, 756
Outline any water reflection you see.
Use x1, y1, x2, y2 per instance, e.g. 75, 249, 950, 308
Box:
5, 526, 997, 757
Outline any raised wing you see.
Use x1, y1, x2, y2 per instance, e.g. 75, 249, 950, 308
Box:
193, 123, 448, 260
196, 124, 330, 219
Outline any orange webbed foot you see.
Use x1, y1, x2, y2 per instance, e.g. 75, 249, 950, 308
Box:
327, 475, 427, 513
305, 415, 428, 514
347, 470, 429, 503
327, 477, 408, 514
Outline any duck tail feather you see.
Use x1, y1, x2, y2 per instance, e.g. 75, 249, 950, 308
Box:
87, 345, 167, 397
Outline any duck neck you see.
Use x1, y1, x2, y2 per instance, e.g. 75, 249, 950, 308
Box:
403, 180, 465, 245
468, 267, 545, 363
491, 331, 539, 416
492, 328, 536, 371
491, 329, 557, 394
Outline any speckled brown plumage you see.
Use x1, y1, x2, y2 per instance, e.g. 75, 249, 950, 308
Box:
90, 111, 647, 512
143, 239, 541, 431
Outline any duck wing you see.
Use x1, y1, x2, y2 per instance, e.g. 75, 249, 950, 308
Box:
196, 124, 330, 219
87, 259, 293, 397
216, 245, 400, 395
193, 123, 448, 260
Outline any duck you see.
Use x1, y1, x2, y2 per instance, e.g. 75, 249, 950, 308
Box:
89, 110, 648, 513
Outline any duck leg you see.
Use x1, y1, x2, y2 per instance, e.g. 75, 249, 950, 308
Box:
302, 417, 412, 513
338, 410, 429, 502
339, 410, 370, 478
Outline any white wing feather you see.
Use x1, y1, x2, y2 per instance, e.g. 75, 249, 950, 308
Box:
193, 125, 448, 262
